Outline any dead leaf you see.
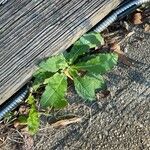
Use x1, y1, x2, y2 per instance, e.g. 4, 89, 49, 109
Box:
144, 23, 150, 32
110, 42, 132, 66
19, 105, 29, 115
133, 12, 143, 25
51, 117, 82, 128
110, 42, 121, 51
14, 120, 27, 129
96, 90, 110, 99
126, 31, 135, 38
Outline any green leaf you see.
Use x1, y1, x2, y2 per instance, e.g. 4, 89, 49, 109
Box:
64, 41, 90, 64
74, 53, 118, 74
27, 94, 35, 105
32, 69, 52, 91
39, 54, 68, 72
27, 95, 39, 135
18, 115, 28, 124
64, 32, 104, 64
27, 105, 39, 135
79, 32, 104, 48
71, 70, 105, 101
40, 73, 68, 108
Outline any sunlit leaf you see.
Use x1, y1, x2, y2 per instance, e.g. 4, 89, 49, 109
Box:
74, 53, 118, 74
39, 54, 68, 72
27, 95, 40, 135
71, 70, 105, 101
40, 73, 68, 108
64, 32, 104, 64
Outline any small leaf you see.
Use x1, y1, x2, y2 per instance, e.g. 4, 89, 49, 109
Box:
18, 115, 28, 124
74, 53, 118, 74
40, 73, 68, 108
71, 70, 105, 101
39, 54, 68, 72
27, 95, 35, 105
32, 69, 52, 91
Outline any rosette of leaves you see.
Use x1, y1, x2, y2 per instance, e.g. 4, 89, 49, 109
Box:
32, 32, 118, 109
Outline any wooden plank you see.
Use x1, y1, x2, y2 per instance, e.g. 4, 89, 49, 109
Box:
0, 0, 124, 104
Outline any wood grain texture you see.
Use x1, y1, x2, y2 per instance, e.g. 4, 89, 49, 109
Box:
0, 0, 124, 104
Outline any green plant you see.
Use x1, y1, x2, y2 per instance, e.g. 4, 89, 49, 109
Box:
32, 32, 118, 109
27, 95, 40, 135
16, 95, 40, 135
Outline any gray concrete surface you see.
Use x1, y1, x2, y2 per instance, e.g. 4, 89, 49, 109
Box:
31, 24, 150, 150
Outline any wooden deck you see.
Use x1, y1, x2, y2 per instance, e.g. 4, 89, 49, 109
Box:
0, 0, 124, 105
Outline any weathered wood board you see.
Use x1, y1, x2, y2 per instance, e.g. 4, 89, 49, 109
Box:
0, 0, 124, 105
